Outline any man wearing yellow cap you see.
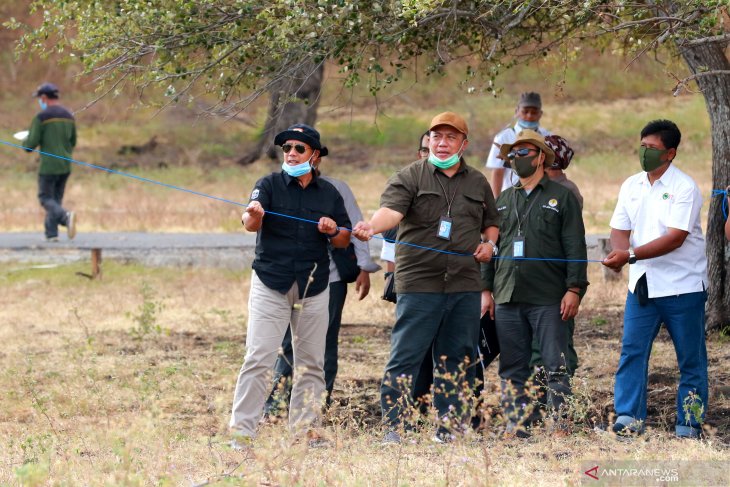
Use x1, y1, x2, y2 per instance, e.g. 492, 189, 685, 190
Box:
481, 129, 588, 437
353, 112, 499, 443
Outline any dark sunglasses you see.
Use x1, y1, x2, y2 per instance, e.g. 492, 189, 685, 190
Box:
507, 148, 539, 159
282, 143, 308, 154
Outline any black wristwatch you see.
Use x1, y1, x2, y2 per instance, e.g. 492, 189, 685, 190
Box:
628, 248, 637, 265
327, 228, 340, 238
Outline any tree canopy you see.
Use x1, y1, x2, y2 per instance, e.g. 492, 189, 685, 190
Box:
9, 1, 724, 110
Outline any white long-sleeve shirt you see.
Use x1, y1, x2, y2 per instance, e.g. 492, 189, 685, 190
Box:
322, 176, 381, 282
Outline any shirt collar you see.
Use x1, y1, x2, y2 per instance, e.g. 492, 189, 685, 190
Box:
513, 121, 541, 132
517, 174, 550, 197
640, 162, 676, 188
281, 170, 319, 187
655, 162, 677, 187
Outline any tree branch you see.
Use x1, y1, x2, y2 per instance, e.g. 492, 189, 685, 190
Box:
672, 70, 730, 96
680, 33, 730, 47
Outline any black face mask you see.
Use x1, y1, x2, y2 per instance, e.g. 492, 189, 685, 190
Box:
513, 153, 539, 178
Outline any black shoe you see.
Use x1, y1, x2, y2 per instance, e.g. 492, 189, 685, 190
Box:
611, 422, 642, 438
504, 421, 531, 439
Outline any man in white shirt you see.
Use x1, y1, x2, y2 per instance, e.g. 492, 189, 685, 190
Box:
603, 119, 708, 439
484, 92, 550, 199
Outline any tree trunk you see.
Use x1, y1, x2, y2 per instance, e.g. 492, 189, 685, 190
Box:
679, 42, 730, 332
237, 61, 324, 165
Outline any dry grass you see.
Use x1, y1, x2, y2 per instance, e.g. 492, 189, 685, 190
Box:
0, 93, 715, 236
1, 262, 728, 485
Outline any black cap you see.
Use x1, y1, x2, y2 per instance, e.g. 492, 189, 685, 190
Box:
32, 82, 60, 98
274, 123, 328, 157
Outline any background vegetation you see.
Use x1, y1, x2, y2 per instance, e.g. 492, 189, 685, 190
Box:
0, 46, 713, 235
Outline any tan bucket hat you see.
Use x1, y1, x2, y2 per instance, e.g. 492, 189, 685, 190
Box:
499, 129, 555, 166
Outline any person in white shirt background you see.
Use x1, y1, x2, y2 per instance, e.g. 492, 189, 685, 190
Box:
603, 119, 708, 439
484, 92, 551, 199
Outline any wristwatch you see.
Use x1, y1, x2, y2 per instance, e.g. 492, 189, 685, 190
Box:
628, 248, 637, 265
327, 228, 340, 238
485, 239, 498, 255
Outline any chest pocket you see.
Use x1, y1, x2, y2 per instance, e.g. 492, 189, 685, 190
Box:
626, 194, 642, 224
409, 189, 443, 226
537, 206, 561, 238
460, 192, 486, 221
655, 194, 675, 228
301, 200, 331, 221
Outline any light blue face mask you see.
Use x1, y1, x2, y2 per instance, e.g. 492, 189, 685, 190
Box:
281, 158, 312, 178
428, 140, 465, 169
517, 119, 539, 130
38, 99, 48, 111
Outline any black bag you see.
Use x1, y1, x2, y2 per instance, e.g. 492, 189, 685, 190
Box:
635, 273, 649, 306
382, 272, 397, 303
330, 243, 360, 284
478, 313, 499, 369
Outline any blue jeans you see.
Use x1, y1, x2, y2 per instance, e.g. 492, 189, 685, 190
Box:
614, 290, 708, 436
381, 292, 480, 430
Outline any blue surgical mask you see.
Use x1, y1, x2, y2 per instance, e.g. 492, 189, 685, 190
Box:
38, 99, 48, 111
281, 158, 312, 178
517, 119, 539, 130
428, 140, 465, 169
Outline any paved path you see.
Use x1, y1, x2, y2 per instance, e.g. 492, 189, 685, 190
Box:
0, 232, 381, 270
0, 232, 605, 270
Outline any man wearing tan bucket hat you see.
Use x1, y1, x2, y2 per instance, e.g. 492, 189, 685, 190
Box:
353, 112, 499, 443
481, 129, 588, 437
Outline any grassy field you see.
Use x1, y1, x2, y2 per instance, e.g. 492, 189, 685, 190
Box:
0, 262, 728, 485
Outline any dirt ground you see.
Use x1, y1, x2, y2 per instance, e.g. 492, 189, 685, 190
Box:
0, 262, 728, 485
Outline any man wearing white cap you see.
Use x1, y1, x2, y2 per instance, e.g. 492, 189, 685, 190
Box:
485, 92, 551, 199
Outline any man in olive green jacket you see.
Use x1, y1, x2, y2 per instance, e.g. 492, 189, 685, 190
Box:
23, 82, 77, 241
482, 129, 588, 437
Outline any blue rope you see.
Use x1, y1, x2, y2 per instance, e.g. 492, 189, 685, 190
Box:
10, 137, 724, 264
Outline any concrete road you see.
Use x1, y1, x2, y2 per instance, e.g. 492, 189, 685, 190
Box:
0, 232, 604, 270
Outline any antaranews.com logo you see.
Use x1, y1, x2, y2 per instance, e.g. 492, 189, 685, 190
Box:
580, 461, 729, 486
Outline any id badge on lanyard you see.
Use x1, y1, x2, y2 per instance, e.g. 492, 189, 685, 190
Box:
512, 188, 541, 259
437, 215, 453, 240
513, 235, 525, 258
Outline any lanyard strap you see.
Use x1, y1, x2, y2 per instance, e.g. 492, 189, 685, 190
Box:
513, 187, 542, 236
434, 170, 463, 217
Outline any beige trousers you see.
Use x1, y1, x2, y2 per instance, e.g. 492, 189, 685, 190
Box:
230, 272, 329, 437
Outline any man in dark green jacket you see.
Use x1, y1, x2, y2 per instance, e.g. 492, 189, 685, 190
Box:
482, 129, 588, 437
23, 82, 77, 241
